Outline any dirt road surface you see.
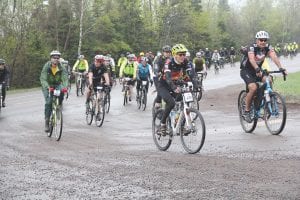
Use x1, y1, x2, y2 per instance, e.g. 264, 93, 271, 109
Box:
1, 57, 299, 199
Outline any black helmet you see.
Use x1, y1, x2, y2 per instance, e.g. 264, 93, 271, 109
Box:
0, 59, 5, 64
162, 45, 171, 52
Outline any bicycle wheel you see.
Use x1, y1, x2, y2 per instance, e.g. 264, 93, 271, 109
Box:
81, 80, 85, 95
123, 88, 128, 106
76, 79, 80, 96
180, 108, 206, 154
136, 90, 141, 109
86, 98, 94, 125
53, 107, 63, 141
196, 89, 203, 102
238, 90, 257, 133
190, 93, 199, 110
152, 109, 172, 151
95, 100, 105, 127
141, 89, 147, 111
104, 92, 110, 113
264, 92, 286, 135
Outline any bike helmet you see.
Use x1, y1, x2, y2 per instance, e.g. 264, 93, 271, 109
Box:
128, 54, 135, 61
255, 31, 269, 39
141, 56, 148, 62
95, 54, 104, 62
50, 50, 61, 57
79, 54, 84, 59
162, 45, 171, 52
139, 52, 145, 56
186, 51, 191, 57
0, 59, 5, 64
196, 52, 202, 57
171, 44, 188, 56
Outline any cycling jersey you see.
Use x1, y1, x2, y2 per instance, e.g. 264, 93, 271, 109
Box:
89, 63, 108, 85
241, 43, 273, 72
119, 62, 137, 79
73, 59, 89, 72
137, 63, 151, 79
160, 57, 194, 91
0, 66, 9, 84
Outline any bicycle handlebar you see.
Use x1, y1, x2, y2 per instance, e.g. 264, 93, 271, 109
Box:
264, 70, 287, 81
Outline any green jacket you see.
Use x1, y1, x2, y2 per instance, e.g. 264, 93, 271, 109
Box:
40, 61, 68, 89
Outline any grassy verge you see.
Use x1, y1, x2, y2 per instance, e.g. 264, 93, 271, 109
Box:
273, 71, 300, 104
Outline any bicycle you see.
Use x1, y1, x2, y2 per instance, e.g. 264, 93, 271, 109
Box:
86, 85, 107, 127
238, 70, 287, 135
75, 72, 86, 96
212, 60, 219, 74
136, 80, 148, 111
230, 55, 236, 67
48, 87, 67, 141
122, 77, 133, 106
194, 72, 206, 102
152, 82, 206, 154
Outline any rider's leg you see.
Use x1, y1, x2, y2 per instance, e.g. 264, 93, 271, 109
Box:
245, 83, 257, 111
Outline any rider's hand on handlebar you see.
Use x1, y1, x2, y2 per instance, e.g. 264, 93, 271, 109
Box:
279, 67, 288, 75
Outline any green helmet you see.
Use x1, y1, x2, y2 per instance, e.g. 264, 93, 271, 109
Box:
171, 44, 188, 56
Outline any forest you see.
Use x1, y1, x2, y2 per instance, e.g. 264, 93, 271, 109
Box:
0, 0, 299, 88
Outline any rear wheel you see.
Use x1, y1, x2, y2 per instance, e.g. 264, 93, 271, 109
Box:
264, 92, 286, 135
238, 90, 257, 133
152, 109, 172, 151
180, 108, 206, 154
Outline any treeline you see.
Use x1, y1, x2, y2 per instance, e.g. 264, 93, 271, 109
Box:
0, 0, 299, 88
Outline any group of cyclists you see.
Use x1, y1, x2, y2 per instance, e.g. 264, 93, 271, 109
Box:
1, 30, 290, 142
274, 41, 298, 58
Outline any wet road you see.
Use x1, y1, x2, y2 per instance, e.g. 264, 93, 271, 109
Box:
1, 56, 300, 199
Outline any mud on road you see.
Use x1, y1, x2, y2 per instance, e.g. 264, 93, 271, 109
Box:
1, 84, 300, 199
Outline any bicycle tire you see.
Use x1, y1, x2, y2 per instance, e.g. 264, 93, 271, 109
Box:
137, 90, 142, 109
141, 89, 147, 111
81, 80, 85, 95
152, 109, 172, 151
123, 88, 128, 106
196, 89, 203, 102
95, 100, 105, 127
54, 107, 63, 141
238, 90, 257, 133
264, 91, 286, 135
180, 108, 206, 154
104, 92, 110, 113
86, 99, 94, 125
76, 80, 80, 96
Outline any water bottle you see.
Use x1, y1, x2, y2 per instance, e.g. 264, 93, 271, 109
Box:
264, 90, 270, 102
170, 110, 176, 127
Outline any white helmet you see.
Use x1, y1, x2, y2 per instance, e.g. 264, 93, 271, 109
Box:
255, 31, 269, 39
196, 52, 202, 57
50, 50, 61, 57
186, 51, 191, 57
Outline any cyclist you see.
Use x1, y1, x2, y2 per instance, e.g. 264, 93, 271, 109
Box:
157, 44, 197, 135
193, 52, 207, 73
211, 49, 221, 69
0, 59, 10, 107
86, 55, 110, 110
119, 54, 138, 101
116, 53, 127, 78
136, 57, 153, 100
229, 47, 236, 66
204, 48, 211, 69
72, 54, 89, 88
153, 45, 172, 109
240, 30, 288, 122
40, 50, 68, 132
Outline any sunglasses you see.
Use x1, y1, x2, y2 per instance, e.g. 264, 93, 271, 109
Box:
51, 56, 60, 59
259, 39, 267, 42
177, 53, 186, 57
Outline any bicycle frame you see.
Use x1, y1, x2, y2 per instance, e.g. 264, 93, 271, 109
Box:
169, 84, 194, 136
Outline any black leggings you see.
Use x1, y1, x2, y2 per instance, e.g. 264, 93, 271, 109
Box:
157, 85, 181, 124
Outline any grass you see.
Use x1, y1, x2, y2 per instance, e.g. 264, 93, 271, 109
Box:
273, 71, 300, 104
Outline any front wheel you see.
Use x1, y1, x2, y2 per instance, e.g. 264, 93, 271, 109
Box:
152, 109, 172, 151
49, 106, 63, 141
95, 100, 105, 127
141, 89, 147, 111
86, 99, 94, 125
264, 92, 286, 135
123, 88, 128, 106
180, 108, 206, 154
238, 90, 257, 133
104, 92, 110, 113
